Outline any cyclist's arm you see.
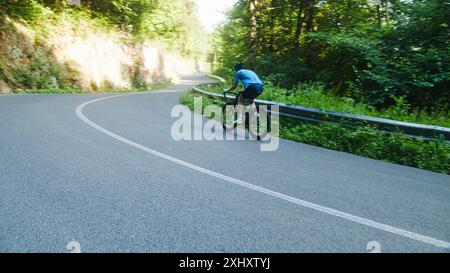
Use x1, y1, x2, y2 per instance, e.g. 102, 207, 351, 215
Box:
225, 72, 240, 92
225, 82, 238, 92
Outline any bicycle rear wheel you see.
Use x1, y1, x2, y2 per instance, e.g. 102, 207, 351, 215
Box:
248, 105, 271, 141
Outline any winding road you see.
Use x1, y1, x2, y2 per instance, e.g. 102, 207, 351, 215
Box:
0, 75, 449, 253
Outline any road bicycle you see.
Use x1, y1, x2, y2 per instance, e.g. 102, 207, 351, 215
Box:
221, 91, 271, 141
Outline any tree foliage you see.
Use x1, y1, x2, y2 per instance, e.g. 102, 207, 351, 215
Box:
211, 0, 450, 112
1, 0, 207, 58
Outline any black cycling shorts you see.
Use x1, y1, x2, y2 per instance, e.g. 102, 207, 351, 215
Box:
241, 83, 264, 101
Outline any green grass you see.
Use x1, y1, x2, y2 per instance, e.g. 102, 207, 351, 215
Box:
201, 82, 450, 128
11, 82, 172, 94
280, 118, 449, 174
181, 90, 450, 174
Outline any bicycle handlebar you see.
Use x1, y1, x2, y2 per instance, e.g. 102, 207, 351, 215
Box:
222, 91, 238, 99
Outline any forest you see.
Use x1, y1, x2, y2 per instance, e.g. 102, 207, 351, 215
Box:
0, 0, 207, 57
190, 0, 449, 173
210, 0, 449, 116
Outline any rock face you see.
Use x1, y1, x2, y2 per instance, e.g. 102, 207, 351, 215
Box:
0, 80, 11, 93
0, 17, 205, 92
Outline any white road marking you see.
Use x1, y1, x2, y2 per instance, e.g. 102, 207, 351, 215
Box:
75, 87, 450, 250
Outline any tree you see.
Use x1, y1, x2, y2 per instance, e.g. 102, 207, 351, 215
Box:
212, 0, 449, 111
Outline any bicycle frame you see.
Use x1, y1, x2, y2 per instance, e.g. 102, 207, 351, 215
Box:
222, 91, 238, 104
222, 91, 255, 106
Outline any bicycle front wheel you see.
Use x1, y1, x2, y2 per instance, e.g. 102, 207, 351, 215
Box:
222, 102, 237, 132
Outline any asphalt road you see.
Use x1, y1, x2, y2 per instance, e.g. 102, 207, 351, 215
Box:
0, 75, 449, 253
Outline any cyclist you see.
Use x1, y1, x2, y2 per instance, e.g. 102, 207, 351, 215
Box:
224, 63, 264, 124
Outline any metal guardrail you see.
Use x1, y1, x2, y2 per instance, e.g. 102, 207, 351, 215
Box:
196, 74, 450, 142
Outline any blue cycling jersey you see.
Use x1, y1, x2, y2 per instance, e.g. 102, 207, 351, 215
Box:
233, 69, 263, 89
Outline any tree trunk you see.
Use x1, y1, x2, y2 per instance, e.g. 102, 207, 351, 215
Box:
305, 1, 315, 32
249, 0, 258, 67
293, 0, 306, 48
267, 0, 275, 52
385, 0, 390, 25
376, 4, 381, 29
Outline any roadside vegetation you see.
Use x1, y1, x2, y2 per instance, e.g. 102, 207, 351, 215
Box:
181, 90, 450, 174
208, 0, 449, 126
184, 0, 450, 173
0, 0, 206, 93
200, 82, 450, 128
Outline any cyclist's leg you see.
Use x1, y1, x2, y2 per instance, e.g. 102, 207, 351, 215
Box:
236, 92, 245, 123
236, 92, 245, 111
244, 84, 265, 139
238, 84, 263, 123
243, 84, 263, 115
